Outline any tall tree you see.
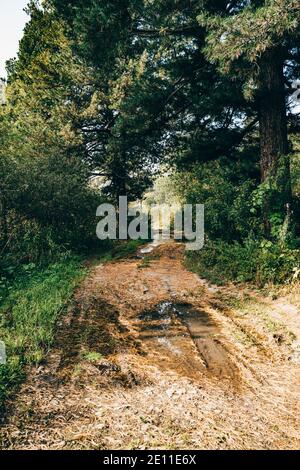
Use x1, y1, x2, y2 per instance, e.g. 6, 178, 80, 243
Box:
51, 0, 299, 232
201, 0, 300, 234
51, 0, 254, 182
0, 1, 100, 258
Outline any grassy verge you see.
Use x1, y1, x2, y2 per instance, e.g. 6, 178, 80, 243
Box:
186, 239, 300, 286
96, 239, 148, 263
0, 256, 87, 410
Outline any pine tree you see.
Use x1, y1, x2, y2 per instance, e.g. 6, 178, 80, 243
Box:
51, 0, 299, 230
201, 0, 300, 234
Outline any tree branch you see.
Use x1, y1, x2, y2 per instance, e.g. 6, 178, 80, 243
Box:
131, 25, 202, 37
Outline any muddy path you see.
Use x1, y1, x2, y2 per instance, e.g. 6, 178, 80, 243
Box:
1, 242, 299, 450
137, 300, 237, 382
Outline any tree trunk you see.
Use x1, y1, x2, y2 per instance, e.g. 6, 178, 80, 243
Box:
258, 48, 291, 237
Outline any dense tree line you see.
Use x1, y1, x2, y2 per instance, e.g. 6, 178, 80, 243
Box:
0, 0, 299, 285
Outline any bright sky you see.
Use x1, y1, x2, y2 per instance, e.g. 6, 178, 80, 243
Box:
0, 0, 29, 78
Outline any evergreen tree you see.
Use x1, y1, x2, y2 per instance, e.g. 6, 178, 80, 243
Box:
51, 0, 299, 233
201, 0, 300, 234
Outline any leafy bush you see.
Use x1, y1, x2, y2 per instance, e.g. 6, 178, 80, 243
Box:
186, 238, 300, 286
177, 155, 300, 286
175, 158, 261, 242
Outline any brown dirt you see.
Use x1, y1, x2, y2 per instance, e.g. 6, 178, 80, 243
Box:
1, 242, 299, 450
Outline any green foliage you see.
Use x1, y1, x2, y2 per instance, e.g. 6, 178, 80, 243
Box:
175, 158, 260, 241
0, 2, 104, 277
0, 0, 298, 307
251, 153, 296, 240
186, 238, 300, 286
52, 0, 255, 182
98, 239, 148, 263
175, 150, 300, 287
81, 351, 103, 363
201, 0, 300, 76
143, 174, 182, 207
0, 257, 86, 409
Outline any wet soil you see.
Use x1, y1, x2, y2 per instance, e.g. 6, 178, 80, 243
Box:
1, 242, 299, 450
137, 301, 237, 381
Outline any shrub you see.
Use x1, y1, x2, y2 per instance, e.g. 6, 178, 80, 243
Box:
186, 238, 300, 286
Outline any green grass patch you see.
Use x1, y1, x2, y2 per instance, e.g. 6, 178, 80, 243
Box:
186, 239, 300, 286
0, 256, 87, 410
98, 239, 148, 263
80, 351, 103, 363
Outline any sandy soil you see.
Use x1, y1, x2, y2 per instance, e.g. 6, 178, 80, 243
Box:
1, 242, 299, 450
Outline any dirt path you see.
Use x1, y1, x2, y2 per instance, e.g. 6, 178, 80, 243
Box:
1, 242, 299, 450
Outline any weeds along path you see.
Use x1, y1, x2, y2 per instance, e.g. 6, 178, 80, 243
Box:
1, 242, 299, 449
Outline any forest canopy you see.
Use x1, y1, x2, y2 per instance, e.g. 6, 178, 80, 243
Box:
0, 0, 299, 286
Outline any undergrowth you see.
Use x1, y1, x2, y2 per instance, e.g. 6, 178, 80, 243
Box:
0, 256, 86, 410
186, 239, 300, 286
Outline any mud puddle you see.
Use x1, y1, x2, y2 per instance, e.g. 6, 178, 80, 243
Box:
137, 301, 237, 381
